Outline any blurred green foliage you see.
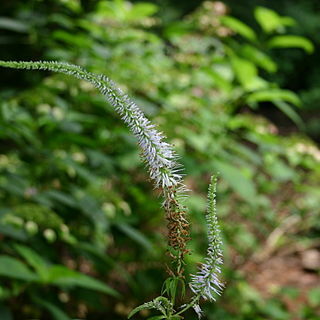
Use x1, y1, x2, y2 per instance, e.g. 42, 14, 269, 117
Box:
0, 0, 319, 319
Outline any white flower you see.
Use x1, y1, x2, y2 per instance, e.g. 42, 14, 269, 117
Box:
190, 176, 224, 302
193, 304, 203, 319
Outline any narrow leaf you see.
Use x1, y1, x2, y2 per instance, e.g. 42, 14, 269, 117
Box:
0, 255, 38, 281
214, 160, 256, 201
33, 297, 71, 320
48, 265, 120, 297
13, 244, 49, 281
128, 301, 157, 319
118, 223, 153, 252
247, 89, 301, 106
268, 35, 314, 53
273, 101, 305, 130
220, 16, 256, 41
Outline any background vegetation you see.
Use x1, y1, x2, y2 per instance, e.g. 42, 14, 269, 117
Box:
0, 0, 319, 319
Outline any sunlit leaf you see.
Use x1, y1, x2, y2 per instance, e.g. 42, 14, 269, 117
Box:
254, 7, 295, 33
268, 35, 314, 53
127, 3, 158, 20
247, 89, 301, 106
231, 56, 266, 90
220, 16, 257, 41
241, 45, 277, 73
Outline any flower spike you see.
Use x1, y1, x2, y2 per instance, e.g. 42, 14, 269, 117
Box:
189, 175, 224, 315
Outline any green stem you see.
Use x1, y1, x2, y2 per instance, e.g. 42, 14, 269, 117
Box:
174, 294, 201, 316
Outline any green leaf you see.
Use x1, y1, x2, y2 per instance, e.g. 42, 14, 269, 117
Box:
44, 190, 78, 207
161, 277, 178, 302
205, 68, 232, 92
147, 317, 166, 320
128, 3, 158, 20
0, 224, 28, 241
265, 155, 296, 182
268, 35, 314, 53
273, 101, 305, 130
129, 297, 172, 319
247, 89, 301, 106
241, 45, 277, 73
231, 56, 266, 90
214, 160, 256, 202
13, 244, 49, 281
308, 287, 320, 307
33, 297, 71, 320
254, 7, 295, 33
128, 301, 158, 319
48, 265, 120, 297
220, 16, 256, 41
0, 255, 38, 281
118, 223, 153, 252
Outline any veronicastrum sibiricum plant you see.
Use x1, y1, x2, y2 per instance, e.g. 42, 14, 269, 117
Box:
0, 60, 224, 319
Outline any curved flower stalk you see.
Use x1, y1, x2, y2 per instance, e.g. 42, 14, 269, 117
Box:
0, 61, 224, 319
0, 60, 189, 275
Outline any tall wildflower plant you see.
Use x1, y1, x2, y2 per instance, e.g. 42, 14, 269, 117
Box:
0, 60, 224, 319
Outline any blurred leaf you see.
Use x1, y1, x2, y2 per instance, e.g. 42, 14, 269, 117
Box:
308, 287, 320, 307
127, 3, 158, 20
268, 35, 314, 53
213, 160, 256, 202
241, 45, 277, 73
205, 67, 232, 92
254, 7, 295, 33
263, 299, 289, 319
231, 56, 266, 90
265, 157, 296, 182
13, 244, 49, 281
43, 190, 78, 207
97, 0, 157, 22
164, 22, 193, 38
273, 101, 305, 130
118, 223, 153, 252
220, 16, 256, 41
33, 297, 71, 320
247, 89, 301, 106
0, 17, 29, 32
0, 224, 28, 241
0, 255, 38, 281
48, 265, 120, 297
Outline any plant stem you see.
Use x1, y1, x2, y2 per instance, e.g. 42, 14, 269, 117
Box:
175, 294, 201, 316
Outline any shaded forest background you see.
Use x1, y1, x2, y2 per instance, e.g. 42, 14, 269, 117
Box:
0, 0, 319, 319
